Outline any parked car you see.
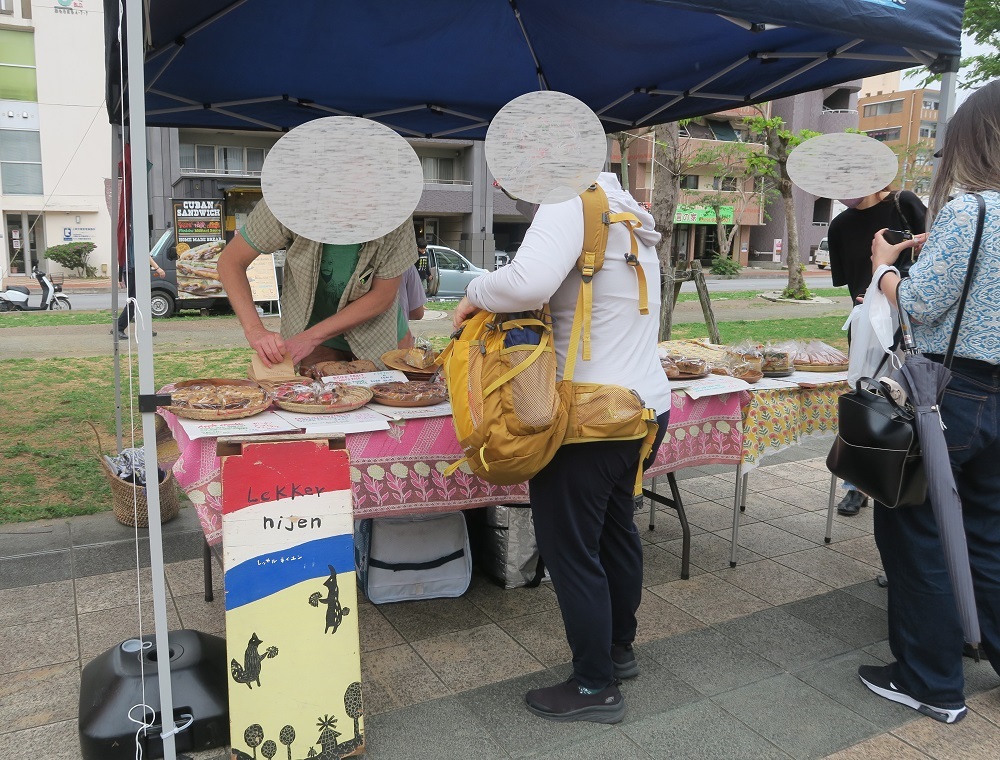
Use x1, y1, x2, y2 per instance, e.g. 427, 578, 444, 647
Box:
427, 245, 488, 298
815, 237, 830, 269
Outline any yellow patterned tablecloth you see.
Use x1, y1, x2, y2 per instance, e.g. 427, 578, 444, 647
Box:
740, 382, 846, 469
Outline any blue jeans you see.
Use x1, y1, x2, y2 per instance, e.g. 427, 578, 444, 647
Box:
529, 412, 669, 690
874, 357, 1000, 705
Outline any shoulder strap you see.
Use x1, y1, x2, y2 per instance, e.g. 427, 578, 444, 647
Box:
892, 191, 911, 234
565, 185, 649, 381
944, 193, 987, 368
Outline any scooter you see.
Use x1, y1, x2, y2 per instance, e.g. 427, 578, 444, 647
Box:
0, 267, 72, 311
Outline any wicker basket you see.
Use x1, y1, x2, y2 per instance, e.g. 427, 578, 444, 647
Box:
88, 423, 180, 528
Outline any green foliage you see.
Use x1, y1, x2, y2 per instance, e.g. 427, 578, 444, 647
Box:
671, 316, 848, 349
44, 241, 97, 277
710, 254, 742, 276
781, 283, 814, 300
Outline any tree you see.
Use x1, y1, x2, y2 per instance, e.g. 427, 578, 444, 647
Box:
651, 122, 682, 340
261, 740, 277, 760
279, 725, 296, 760
344, 681, 364, 742
682, 139, 776, 264
611, 128, 654, 193
744, 114, 820, 299
244, 724, 264, 760
43, 241, 97, 278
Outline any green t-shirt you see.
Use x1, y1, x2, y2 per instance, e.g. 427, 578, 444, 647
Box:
308, 243, 407, 353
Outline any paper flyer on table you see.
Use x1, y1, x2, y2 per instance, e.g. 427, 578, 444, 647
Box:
175, 411, 299, 441
367, 401, 453, 420
272, 407, 391, 434
747, 377, 800, 391
320, 369, 408, 386
673, 374, 750, 399
789, 370, 849, 387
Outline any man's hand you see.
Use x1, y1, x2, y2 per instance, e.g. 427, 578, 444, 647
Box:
453, 296, 480, 330
284, 331, 324, 365
153, 267, 165, 278
245, 324, 286, 367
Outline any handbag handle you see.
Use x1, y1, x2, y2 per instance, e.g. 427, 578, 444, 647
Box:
894, 193, 986, 368
856, 376, 912, 417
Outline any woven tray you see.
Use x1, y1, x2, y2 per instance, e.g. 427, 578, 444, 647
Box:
166, 378, 270, 420
275, 386, 373, 414
658, 340, 727, 362
795, 363, 849, 372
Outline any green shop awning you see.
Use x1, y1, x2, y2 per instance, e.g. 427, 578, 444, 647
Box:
674, 206, 734, 225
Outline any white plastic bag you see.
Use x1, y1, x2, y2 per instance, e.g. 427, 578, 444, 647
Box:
845, 271, 899, 386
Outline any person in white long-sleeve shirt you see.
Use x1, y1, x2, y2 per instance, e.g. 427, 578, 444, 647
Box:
454, 173, 671, 724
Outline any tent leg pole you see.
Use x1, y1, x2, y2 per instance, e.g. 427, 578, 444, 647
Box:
125, 1, 179, 758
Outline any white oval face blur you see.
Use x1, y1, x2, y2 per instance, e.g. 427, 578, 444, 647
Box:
261, 116, 423, 244
485, 91, 606, 205
787, 132, 899, 199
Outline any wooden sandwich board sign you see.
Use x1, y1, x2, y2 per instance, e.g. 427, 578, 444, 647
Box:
219, 434, 364, 759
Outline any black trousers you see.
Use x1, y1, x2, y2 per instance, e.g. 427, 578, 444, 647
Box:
529, 411, 669, 689
116, 268, 137, 332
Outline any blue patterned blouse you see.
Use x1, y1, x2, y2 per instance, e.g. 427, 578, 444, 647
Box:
898, 190, 1000, 364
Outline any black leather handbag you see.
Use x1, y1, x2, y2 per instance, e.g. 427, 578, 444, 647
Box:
827, 193, 986, 509
827, 376, 926, 508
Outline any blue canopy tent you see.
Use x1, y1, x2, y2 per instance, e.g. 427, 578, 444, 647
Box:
101, 2, 966, 758
106, 0, 965, 135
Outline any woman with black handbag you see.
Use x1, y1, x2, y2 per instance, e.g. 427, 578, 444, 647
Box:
862, 79, 1000, 724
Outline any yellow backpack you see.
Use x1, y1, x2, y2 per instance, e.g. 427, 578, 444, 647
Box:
437, 183, 659, 494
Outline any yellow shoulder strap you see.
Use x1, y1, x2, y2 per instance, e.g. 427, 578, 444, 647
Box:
566, 185, 609, 379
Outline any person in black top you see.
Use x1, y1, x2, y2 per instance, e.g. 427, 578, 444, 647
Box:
827, 187, 927, 515
828, 189, 927, 304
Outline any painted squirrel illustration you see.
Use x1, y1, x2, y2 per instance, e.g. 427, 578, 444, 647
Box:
309, 565, 351, 634
230, 632, 278, 689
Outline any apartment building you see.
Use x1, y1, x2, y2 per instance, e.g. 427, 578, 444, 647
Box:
148, 131, 526, 271
0, 0, 112, 280
857, 87, 939, 195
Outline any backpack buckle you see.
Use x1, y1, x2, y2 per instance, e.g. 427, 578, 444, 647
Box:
580, 264, 595, 282
601, 211, 611, 225
624, 253, 638, 266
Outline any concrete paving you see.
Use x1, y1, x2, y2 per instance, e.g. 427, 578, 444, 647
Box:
2, 439, 999, 759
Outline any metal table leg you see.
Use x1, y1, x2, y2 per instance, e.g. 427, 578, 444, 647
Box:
648, 476, 657, 530
825, 472, 838, 543
730, 465, 749, 567
643, 472, 690, 579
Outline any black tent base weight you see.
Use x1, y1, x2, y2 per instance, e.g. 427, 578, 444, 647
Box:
78, 629, 229, 760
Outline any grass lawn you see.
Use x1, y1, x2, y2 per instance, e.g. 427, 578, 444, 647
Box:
0, 347, 251, 523
0, 310, 848, 525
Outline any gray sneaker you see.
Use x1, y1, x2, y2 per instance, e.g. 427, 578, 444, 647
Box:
836, 490, 868, 516
612, 643, 639, 679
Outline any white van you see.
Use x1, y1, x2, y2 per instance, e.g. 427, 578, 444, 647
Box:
815, 237, 830, 269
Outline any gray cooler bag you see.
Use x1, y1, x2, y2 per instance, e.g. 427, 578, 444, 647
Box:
354, 513, 472, 604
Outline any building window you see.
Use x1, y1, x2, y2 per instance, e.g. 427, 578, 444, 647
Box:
812, 197, 832, 225
823, 88, 852, 111
180, 143, 268, 175
865, 127, 902, 142
0, 0, 12, 15
862, 99, 904, 118
922, 98, 940, 110
0, 29, 37, 101
919, 121, 937, 139
0, 128, 42, 194
712, 176, 738, 191
679, 174, 698, 190
420, 156, 456, 183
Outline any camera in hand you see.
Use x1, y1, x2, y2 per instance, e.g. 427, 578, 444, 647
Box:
882, 229, 913, 245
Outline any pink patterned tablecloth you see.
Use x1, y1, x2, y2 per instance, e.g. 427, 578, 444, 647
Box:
159, 390, 746, 547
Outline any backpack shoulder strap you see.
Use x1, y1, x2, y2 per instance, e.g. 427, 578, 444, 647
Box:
566, 186, 608, 379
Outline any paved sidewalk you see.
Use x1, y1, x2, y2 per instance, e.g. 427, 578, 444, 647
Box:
2, 438, 998, 759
